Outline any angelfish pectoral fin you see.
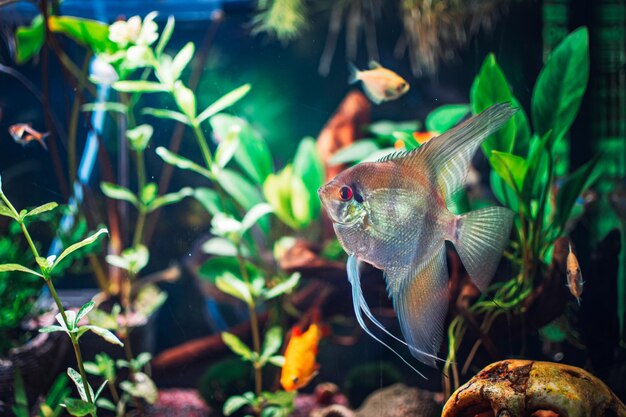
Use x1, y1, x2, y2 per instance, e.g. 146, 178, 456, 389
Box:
346, 254, 427, 377
387, 246, 448, 367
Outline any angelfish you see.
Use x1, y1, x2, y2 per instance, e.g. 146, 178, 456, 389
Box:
348, 61, 409, 104
566, 243, 584, 306
318, 103, 516, 373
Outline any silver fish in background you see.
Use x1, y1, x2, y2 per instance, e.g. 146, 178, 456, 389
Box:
319, 103, 516, 374
348, 61, 410, 104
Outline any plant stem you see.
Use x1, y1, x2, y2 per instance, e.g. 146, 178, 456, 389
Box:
132, 211, 147, 248
70, 333, 94, 403
236, 246, 262, 400
192, 122, 213, 170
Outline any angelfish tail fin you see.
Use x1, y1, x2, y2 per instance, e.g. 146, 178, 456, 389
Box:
348, 62, 360, 84
453, 206, 514, 292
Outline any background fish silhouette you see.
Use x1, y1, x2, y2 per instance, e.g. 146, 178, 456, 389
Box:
318, 103, 516, 372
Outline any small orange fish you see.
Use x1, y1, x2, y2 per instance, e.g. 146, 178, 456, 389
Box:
349, 61, 409, 105
9, 123, 50, 150
412, 131, 437, 145
280, 322, 324, 391
566, 243, 584, 305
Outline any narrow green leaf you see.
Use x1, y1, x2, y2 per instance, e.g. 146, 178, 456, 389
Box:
75, 301, 95, 327
197, 84, 252, 124
100, 182, 139, 206
221, 332, 253, 360
532, 27, 589, 147
0, 264, 43, 278
267, 355, 285, 367
15, 15, 44, 64
142, 107, 191, 125
290, 176, 311, 227
216, 168, 264, 211
328, 141, 380, 166
223, 395, 251, 416
471, 53, 516, 155
24, 202, 58, 218
155, 15, 175, 56
81, 102, 128, 114
62, 398, 96, 417
39, 325, 65, 333
202, 237, 239, 257
264, 272, 300, 300
425, 104, 470, 133
96, 397, 116, 411
260, 326, 283, 360
241, 203, 273, 234
173, 81, 196, 118
66, 368, 91, 403
193, 187, 222, 215
215, 133, 240, 169
216, 273, 253, 305
148, 187, 193, 211
82, 325, 124, 346
156, 147, 213, 179
171, 42, 195, 81
113, 80, 167, 93
263, 167, 299, 230
52, 228, 108, 272
0, 205, 18, 220
94, 379, 108, 400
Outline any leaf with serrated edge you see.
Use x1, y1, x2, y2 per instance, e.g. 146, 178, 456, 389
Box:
52, 229, 108, 272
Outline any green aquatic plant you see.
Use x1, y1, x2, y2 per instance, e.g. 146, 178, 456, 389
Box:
430, 27, 600, 394
0, 176, 120, 417
12, 371, 70, 417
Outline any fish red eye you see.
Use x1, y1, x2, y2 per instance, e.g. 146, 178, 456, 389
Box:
339, 186, 353, 201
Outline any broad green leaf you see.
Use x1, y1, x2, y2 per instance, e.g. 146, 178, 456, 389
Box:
490, 170, 519, 213
0, 264, 43, 278
511, 98, 531, 156
156, 147, 212, 179
127, 124, 153, 152
290, 176, 311, 226
140, 182, 158, 207
216, 273, 253, 305
328, 140, 380, 166
75, 301, 95, 327
62, 398, 96, 417
223, 395, 251, 416
148, 187, 193, 211
113, 80, 167, 93
260, 326, 283, 360
193, 187, 222, 215
264, 272, 300, 300
210, 114, 273, 184
522, 132, 551, 201
48, 16, 112, 53
490, 151, 526, 192
216, 168, 264, 212
100, 182, 139, 206
143, 107, 191, 125
532, 27, 589, 147
52, 228, 108, 272
471, 53, 516, 155
197, 84, 252, 124
0, 205, 17, 220
24, 202, 58, 218
15, 15, 44, 64
171, 42, 195, 81
81, 102, 128, 114
555, 156, 602, 230
263, 166, 298, 230
155, 15, 175, 56
119, 372, 158, 404
241, 203, 273, 234
81, 325, 124, 346
293, 137, 325, 220
221, 332, 253, 360
215, 133, 240, 169
425, 104, 470, 133
199, 257, 261, 283
173, 81, 196, 118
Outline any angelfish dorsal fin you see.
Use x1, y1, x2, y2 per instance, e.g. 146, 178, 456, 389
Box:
368, 60, 383, 69
378, 103, 516, 204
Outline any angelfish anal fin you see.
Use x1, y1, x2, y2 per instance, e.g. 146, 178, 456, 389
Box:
387, 246, 448, 367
